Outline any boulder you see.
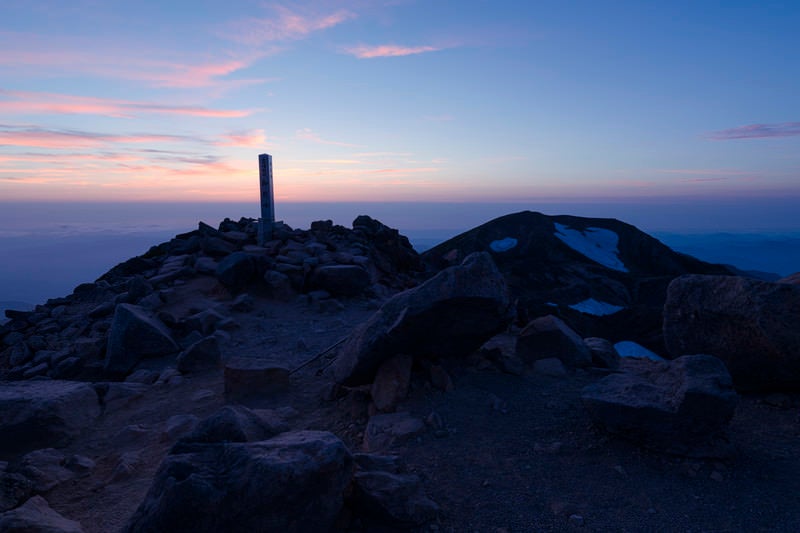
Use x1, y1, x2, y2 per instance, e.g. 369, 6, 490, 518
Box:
581, 354, 738, 457
364, 412, 425, 452
105, 304, 178, 375
332, 252, 512, 385
183, 405, 288, 444
0, 469, 33, 513
0, 381, 100, 452
224, 359, 290, 401
125, 431, 353, 533
516, 315, 591, 368
663, 274, 800, 391
0, 496, 84, 533
583, 337, 621, 369
263, 270, 294, 301
215, 252, 255, 289
370, 354, 413, 412
176, 336, 221, 374
352, 470, 439, 526
311, 265, 371, 297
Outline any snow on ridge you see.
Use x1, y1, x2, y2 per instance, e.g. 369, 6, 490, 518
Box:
614, 341, 664, 361
553, 222, 628, 272
490, 237, 518, 252
568, 298, 624, 316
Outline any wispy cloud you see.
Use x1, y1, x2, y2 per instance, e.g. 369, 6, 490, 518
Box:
655, 168, 752, 176
0, 90, 257, 118
343, 44, 442, 58
223, 5, 355, 46
0, 125, 204, 149
216, 129, 268, 147
295, 128, 362, 147
709, 122, 800, 140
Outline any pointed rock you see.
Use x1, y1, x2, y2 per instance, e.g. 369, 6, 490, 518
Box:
105, 304, 178, 376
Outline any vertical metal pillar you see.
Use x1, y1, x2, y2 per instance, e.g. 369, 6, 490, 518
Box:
258, 153, 274, 245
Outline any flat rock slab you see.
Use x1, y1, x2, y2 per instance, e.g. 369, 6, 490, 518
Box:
582, 354, 738, 457
224, 358, 290, 401
125, 431, 353, 533
0, 380, 100, 452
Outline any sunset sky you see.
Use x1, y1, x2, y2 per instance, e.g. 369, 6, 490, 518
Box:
1, 1, 799, 203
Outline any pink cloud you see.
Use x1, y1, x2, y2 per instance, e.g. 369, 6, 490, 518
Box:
343, 44, 441, 58
224, 5, 355, 45
709, 122, 800, 140
0, 90, 256, 118
295, 128, 362, 147
216, 129, 268, 147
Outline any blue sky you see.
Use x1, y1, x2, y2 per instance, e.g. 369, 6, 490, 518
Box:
1, 0, 798, 202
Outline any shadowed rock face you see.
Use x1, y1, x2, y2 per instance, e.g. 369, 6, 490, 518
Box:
422, 211, 732, 352
664, 274, 800, 391
331, 252, 513, 386
125, 431, 353, 533
105, 304, 179, 376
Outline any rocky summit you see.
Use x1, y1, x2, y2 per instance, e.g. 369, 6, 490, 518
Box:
1, 211, 799, 532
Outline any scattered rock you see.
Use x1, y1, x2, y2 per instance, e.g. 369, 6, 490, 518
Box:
582, 354, 738, 457
19, 448, 76, 493
352, 470, 439, 526
664, 274, 800, 391
125, 431, 353, 533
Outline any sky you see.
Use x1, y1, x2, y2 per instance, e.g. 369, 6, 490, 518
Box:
1, 0, 799, 204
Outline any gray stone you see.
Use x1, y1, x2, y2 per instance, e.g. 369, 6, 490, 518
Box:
352, 470, 439, 526
311, 264, 371, 297
98, 382, 148, 413
664, 274, 800, 391
124, 431, 353, 533
583, 337, 621, 369
183, 405, 288, 444
533, 357, 568, 377
0, 495, 84, 533
264, 270, 295, 301
161, 415, 200, 442
176, 336, 221, 374
105, 304, 178, 376
516, 315, 592, 368
19, 448, 74, 493
224, 358, 290, 401
370, 354, 413, 412
0, 469, 33, 513
0, 381, 100, 452
332, 252, 512, 385
582, 354, 738, 457
181, 308, 227, 336
364, 412, 425, 452
193, 257, 218, 275
215, 252, 255, 289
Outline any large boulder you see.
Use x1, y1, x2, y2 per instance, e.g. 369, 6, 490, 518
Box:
0, 381, 100, 452
105, 304, 179, 375
663, 274, 800, 391
215, 252, 256, 289
183, 405, 288, 444
581, 354, 738, 457
331, 252, 512, 385
0, 496, 84, 533
125, 431, 353, 533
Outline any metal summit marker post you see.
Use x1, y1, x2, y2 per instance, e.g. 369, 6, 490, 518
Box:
257, 153, 275, 245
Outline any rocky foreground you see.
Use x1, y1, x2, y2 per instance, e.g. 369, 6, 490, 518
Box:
1, 211, 799, 532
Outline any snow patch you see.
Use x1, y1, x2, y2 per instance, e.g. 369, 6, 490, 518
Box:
568, 298, 624, 316
490, 237, 518, 252
614, 341, 664, 361
553, 223, 628, 272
